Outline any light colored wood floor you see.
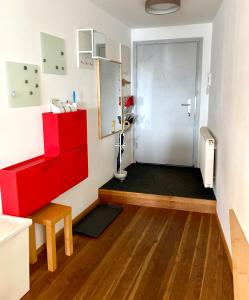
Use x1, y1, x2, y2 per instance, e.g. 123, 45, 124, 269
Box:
23, 205, 233, 300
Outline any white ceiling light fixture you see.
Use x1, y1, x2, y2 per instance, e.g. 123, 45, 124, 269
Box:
145, 0, 181, 15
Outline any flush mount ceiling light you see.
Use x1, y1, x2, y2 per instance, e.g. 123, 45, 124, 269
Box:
145, 0, 181, 15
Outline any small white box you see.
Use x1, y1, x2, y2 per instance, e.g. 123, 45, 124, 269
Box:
0, 215, 32, 300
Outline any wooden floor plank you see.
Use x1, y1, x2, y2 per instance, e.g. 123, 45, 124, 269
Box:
23, 205, 233, 300
184, 214, 211, 300
161, 212, 193, 300
168, 213, 202, 299
127, 210, 190, 300
199, 215, 233, 300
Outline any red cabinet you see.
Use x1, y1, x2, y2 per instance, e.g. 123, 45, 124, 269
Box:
0, 110, 88, 217
0, 156, 60, 217
43, 110, 87, 156
59, 146, 88, 193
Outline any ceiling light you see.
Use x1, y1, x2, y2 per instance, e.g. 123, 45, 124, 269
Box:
145, 0, 181, 15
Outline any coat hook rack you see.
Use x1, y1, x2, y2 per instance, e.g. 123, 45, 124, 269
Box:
122, 78, 131, 86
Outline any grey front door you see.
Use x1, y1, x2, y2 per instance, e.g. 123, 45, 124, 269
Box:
135, 41, 198, 166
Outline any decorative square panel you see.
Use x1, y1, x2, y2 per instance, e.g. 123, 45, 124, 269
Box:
6, 61, 41, 108
41, 32, 66, 75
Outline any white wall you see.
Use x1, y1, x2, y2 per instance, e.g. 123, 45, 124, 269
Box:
132, 24, 213, 164
0, 0, 131, 247
121, 45, 133, 168
208, 0, 249, 249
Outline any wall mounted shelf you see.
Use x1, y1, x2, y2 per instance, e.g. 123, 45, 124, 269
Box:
76, 29, 108, 68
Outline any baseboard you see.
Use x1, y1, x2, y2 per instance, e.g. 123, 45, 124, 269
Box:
230, 209, 249, 300
36, 199, 99, 255
215, 212, 233, 272
99, 189, 216, 214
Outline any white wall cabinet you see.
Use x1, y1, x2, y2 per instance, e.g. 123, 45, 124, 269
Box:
77, 29, 107, 68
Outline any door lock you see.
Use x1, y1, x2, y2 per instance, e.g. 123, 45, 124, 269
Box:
181, 99, 192, 117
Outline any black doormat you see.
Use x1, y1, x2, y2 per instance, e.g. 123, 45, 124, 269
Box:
101, 163, 216, 200
73, 204, 123, 238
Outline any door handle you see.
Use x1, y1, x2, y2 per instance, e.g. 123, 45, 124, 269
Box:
181, 99, 192, 117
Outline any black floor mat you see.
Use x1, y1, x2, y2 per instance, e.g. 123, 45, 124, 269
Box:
101, 163, 216, 200
73, 204, 123, 237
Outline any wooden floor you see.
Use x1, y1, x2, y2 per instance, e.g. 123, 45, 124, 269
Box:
23, 205, 233, 300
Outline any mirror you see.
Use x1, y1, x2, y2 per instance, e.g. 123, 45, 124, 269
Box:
97, 59, 122, 138
93, 31, 106, 58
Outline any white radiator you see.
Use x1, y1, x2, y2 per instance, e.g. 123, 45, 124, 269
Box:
199, 127, 215, 188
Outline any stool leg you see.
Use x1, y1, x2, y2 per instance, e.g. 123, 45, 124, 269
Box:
64, 213, 73, 256
29, 222, 37, 264
46, 222, 57, 272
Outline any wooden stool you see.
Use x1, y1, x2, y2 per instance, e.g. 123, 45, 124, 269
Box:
29, 203, 73, 272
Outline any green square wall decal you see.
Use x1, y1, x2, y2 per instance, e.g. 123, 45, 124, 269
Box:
41, 32, 66, 75
6, 62, 41, 108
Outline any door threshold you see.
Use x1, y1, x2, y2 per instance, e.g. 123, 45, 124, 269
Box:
99, 189, 216, 215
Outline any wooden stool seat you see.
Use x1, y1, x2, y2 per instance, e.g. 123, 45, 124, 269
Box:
29, 203, 73, 272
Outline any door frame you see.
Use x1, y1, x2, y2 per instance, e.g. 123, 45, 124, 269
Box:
133, 38, 203, 167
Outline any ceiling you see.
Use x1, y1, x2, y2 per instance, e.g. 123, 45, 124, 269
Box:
89, 0, 222, 28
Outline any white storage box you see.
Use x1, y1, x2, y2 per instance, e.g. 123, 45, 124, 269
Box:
0, 215, 32, 300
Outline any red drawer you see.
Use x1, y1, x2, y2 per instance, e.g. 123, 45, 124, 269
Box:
43, 110, 87, 156
0, 156, 60, 217
59, 146, 88, 193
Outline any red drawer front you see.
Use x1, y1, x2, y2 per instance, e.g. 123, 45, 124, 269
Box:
59, 146, 88, 193
0, 156, 60, 217
43, 110, 87, 156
